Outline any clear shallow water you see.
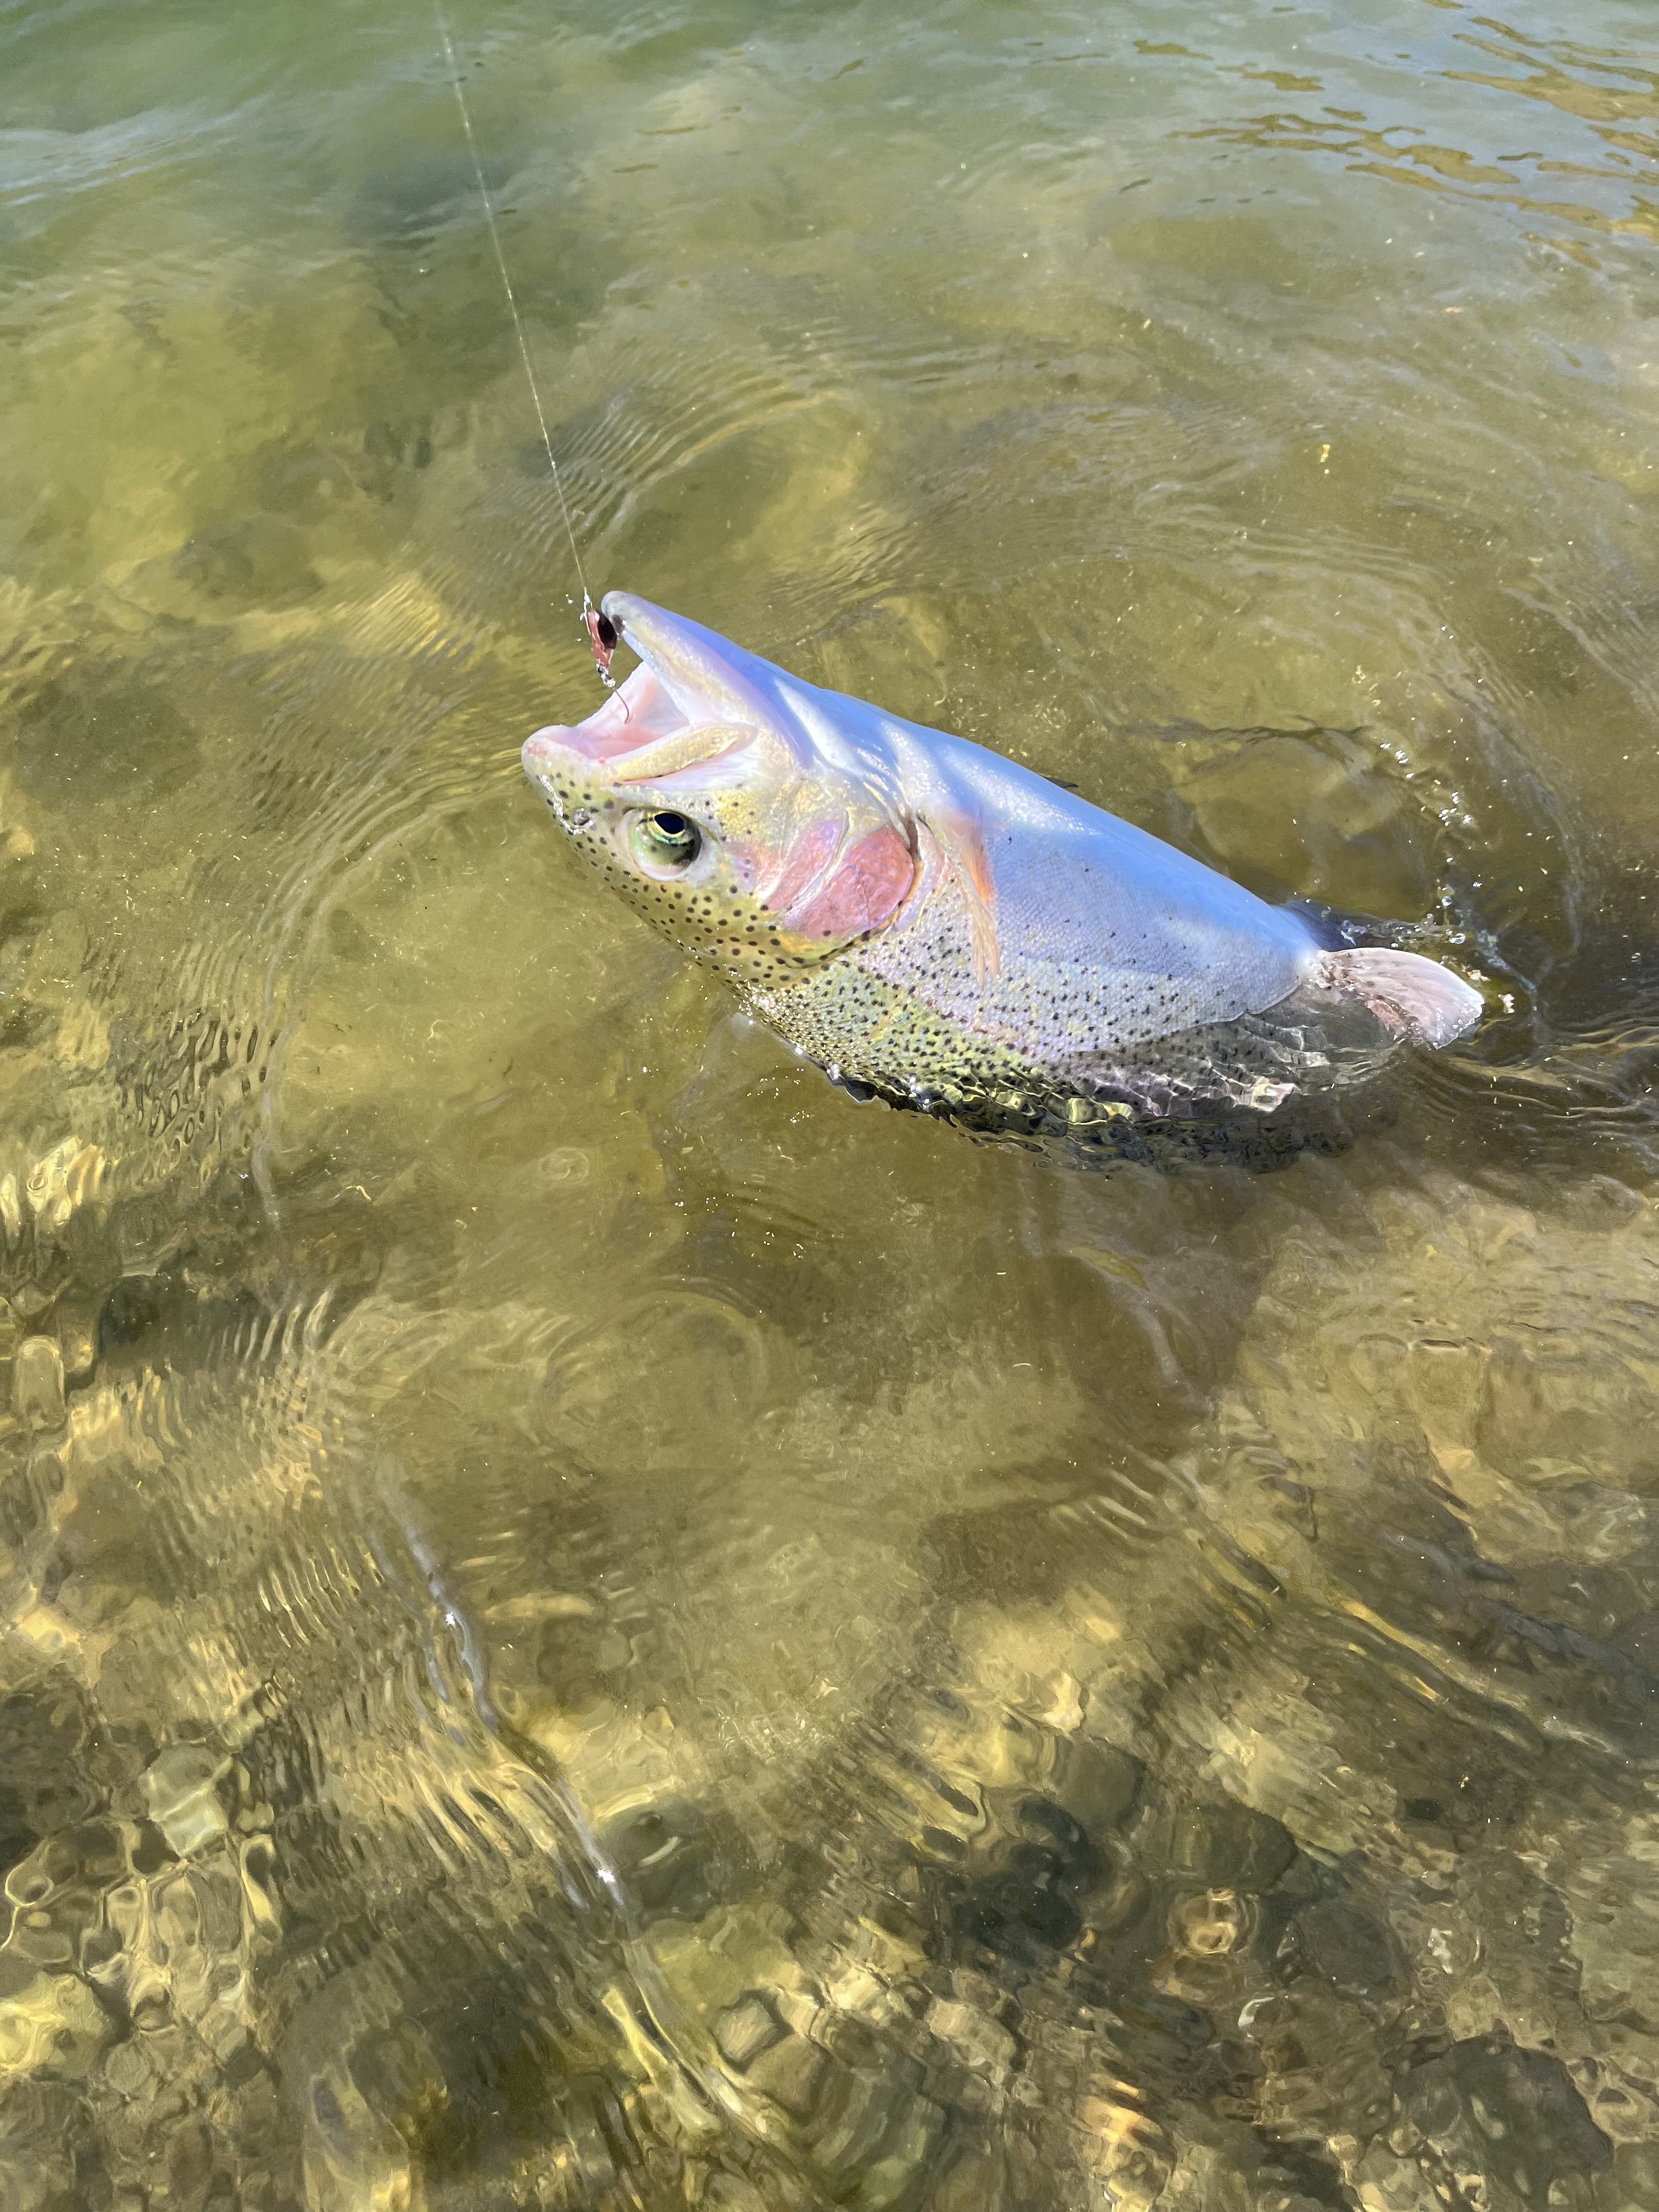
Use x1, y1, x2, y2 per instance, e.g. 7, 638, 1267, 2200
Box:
2, 1, 1658, 2205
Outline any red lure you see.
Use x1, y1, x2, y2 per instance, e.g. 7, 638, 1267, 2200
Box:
585, 608, 619, 680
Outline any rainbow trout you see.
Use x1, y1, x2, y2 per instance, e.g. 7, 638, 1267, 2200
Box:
522, 596, 1481, 1146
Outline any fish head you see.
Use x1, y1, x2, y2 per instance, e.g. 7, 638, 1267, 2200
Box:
522, 593, 919, 984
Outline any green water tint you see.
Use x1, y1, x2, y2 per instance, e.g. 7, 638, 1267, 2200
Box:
2, 0, 1657, 2205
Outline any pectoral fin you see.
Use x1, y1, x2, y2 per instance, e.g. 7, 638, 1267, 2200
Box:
926, 807, 1002, 983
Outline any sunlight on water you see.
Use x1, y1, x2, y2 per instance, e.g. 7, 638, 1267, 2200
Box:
2, 0, 1658, 2205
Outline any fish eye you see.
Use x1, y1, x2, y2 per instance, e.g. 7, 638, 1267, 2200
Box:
629, 809, 703, 876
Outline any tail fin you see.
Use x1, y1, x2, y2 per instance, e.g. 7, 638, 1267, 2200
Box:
1319, 947, 1483, 1048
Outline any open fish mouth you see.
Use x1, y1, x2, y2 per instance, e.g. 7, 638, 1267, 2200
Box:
523, 594, 786, 788
523, 643, 690, 778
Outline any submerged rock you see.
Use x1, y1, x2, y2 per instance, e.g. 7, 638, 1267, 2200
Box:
1402, 2037, 1612, 2208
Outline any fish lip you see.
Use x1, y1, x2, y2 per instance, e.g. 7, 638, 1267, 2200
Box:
521, 727, 580, 781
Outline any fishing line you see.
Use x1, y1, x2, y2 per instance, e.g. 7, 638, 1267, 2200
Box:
435, 6, 615, 680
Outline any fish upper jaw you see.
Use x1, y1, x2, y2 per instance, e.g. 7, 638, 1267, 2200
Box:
599, 593, 784, 735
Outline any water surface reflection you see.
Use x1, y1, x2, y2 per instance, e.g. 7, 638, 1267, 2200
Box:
2, 0, 1657, 2206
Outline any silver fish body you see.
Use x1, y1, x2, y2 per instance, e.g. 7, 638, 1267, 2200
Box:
522, 595, 1482, 1138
